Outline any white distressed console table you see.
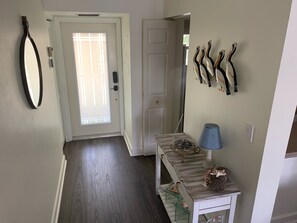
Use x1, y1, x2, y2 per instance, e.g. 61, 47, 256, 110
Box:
155, 133, 241, 223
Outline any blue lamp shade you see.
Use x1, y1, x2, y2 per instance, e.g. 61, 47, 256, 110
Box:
199, 123, 223, 150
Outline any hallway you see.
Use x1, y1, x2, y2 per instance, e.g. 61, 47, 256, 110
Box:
58, 136, 171, 223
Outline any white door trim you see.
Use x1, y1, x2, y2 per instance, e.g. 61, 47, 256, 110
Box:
50, 14, 124, 141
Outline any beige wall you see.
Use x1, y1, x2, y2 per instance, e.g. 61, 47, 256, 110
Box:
164, 0, 292, 222
42, 0, 164, 154
0, 0, 65, 222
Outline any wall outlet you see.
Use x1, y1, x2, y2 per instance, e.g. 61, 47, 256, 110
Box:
246, 123, 255, 143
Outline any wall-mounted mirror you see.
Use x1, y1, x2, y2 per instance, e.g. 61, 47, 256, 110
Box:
19, 16, 43, 109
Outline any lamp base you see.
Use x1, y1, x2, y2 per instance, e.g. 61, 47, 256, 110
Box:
203, 150, 215, 169
203, 159, 215, 169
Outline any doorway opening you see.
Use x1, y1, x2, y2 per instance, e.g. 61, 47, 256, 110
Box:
142, 17, 191, 155
171, 17, 191, 133
285, 106, 297, 158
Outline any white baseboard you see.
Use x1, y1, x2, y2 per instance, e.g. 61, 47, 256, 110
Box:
73, 132, 121, 141
123, 130, 143, 156
130, 146, 144, 156
143, 144, 156, 156
123, 130, 133, 155
144, 149, 156, 156
51, 155, 67, 223
271, 211, 297, 223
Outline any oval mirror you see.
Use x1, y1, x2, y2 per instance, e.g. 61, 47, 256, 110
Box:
20, 16, 43, 109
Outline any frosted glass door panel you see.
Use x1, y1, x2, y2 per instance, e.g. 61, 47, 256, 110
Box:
73, 33, 111, 125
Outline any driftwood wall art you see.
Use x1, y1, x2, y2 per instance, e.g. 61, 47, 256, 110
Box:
193, 41, 238, 96
226, 43, 238, 92
193, 46, 203, 83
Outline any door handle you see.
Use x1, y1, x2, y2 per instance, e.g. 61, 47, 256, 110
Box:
110, 85, 119, 91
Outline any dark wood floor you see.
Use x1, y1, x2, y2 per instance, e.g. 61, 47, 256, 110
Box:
58, 136, 171, 223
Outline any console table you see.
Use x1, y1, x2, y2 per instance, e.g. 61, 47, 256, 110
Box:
155, 133, 241, 223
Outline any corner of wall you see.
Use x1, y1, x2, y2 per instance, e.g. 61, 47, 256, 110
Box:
123, 130, 143, 156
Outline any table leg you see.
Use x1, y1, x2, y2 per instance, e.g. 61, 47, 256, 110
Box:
155, 146, 161, 195
228, 195, 238, 223
189, 201, 200, 223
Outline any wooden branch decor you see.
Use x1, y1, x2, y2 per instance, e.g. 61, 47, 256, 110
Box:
193, 46, 203, 83
204, 40, 215, 78
199, 48, 211, 87
194, 41, 238, 96
215, 50, 231, 95
226, 42, 238, 92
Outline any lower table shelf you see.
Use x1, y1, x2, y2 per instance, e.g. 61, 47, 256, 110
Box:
158, 184, 177, 223
158, 184, 226, 223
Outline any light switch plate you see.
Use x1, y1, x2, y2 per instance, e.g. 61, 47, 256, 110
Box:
246, 123, 255, 143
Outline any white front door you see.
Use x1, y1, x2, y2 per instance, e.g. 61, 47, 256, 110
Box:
60, 19, 121, 138
143, 20, 176, 155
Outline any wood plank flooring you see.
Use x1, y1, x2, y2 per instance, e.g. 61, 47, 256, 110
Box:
58, 136, 171, 223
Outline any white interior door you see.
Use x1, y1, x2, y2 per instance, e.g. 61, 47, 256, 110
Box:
60, 20, 121, 138
143, 20, 176, 155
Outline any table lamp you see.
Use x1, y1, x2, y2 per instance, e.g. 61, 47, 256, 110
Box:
198, 123, 223, 168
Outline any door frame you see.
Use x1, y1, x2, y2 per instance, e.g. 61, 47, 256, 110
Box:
50, 14, 124, 141
142, 19, 176, 155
